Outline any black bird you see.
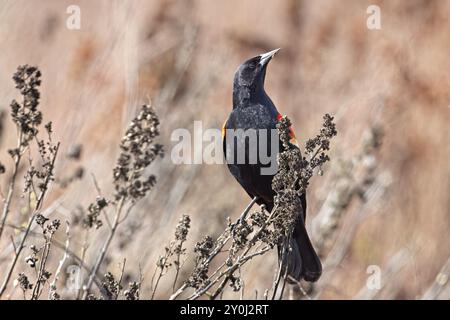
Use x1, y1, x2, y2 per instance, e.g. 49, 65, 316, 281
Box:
222, 49, 322, 282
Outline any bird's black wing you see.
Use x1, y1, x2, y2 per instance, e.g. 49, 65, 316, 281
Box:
223, 104, 278, 209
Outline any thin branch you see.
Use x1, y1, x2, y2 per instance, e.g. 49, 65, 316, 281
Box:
48, 221, 71, 299
82, 196, 125, 299
151, 241, 175, 300
421, 257, 450, 300
116, 258, 126, 300
0, 131, 23, 240
0, 142, 60, 298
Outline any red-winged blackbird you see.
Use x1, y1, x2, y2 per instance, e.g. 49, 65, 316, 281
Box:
222, 49, 322, 282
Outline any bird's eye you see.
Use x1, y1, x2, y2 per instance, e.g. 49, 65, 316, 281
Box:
248, 62, 256, 70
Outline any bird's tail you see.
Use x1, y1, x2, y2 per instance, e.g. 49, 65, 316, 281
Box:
278, 218, 322, 283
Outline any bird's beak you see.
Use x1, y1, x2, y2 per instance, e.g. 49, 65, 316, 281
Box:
259, 48, 280, 66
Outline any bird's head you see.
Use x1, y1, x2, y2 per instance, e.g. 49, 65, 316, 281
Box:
233, 48, 280, 107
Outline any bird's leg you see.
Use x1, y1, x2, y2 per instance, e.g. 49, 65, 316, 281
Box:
231, 197, 258, 240
237, 196, 258, 225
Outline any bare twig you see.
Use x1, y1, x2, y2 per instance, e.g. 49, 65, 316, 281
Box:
421, 257, 450, 300
0, 137, 22, 240
49, 221, 71, 300
151, 239, 176, 299
116, 258, 127, 300
31, 230, 55, 299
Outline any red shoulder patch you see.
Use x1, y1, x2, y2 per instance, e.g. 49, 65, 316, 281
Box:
277, 113, 283, 122
276, 113, 299, 146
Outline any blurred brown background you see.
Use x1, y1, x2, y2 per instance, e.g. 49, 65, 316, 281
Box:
0, 0, 449, 299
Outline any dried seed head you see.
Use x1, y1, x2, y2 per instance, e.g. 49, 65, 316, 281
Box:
101, 272, 122, 300
175, 214, 191, 242
35, 213, 49, 227
124, 282, 140, 300
16, 273, 33, 291
82, 196, 108, 229
10, 65, 43, 148
113, 104, 164, 203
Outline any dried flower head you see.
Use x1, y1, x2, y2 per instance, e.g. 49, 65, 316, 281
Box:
23, 136, 59, 195
10, 65, 42, 148
16, 273, 33, 292
186, 236, 215, 289
186, 263, 210, 290
231, 219, 254, 248
46, 219, 60, 235
49, 290, 60, 300
175, 214, 191, 242
39, 270, 52, 283
82, 196, 108, 229
250, 209, 281, 248
274, 114, 337, 199
25, 255, 39, 268
35, 213, 49, 228
229, 274, 242, 292
194, 235, 214, 259
124, 282, 140, 300
102, 272, 122, 300
113, 104, 164, 202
